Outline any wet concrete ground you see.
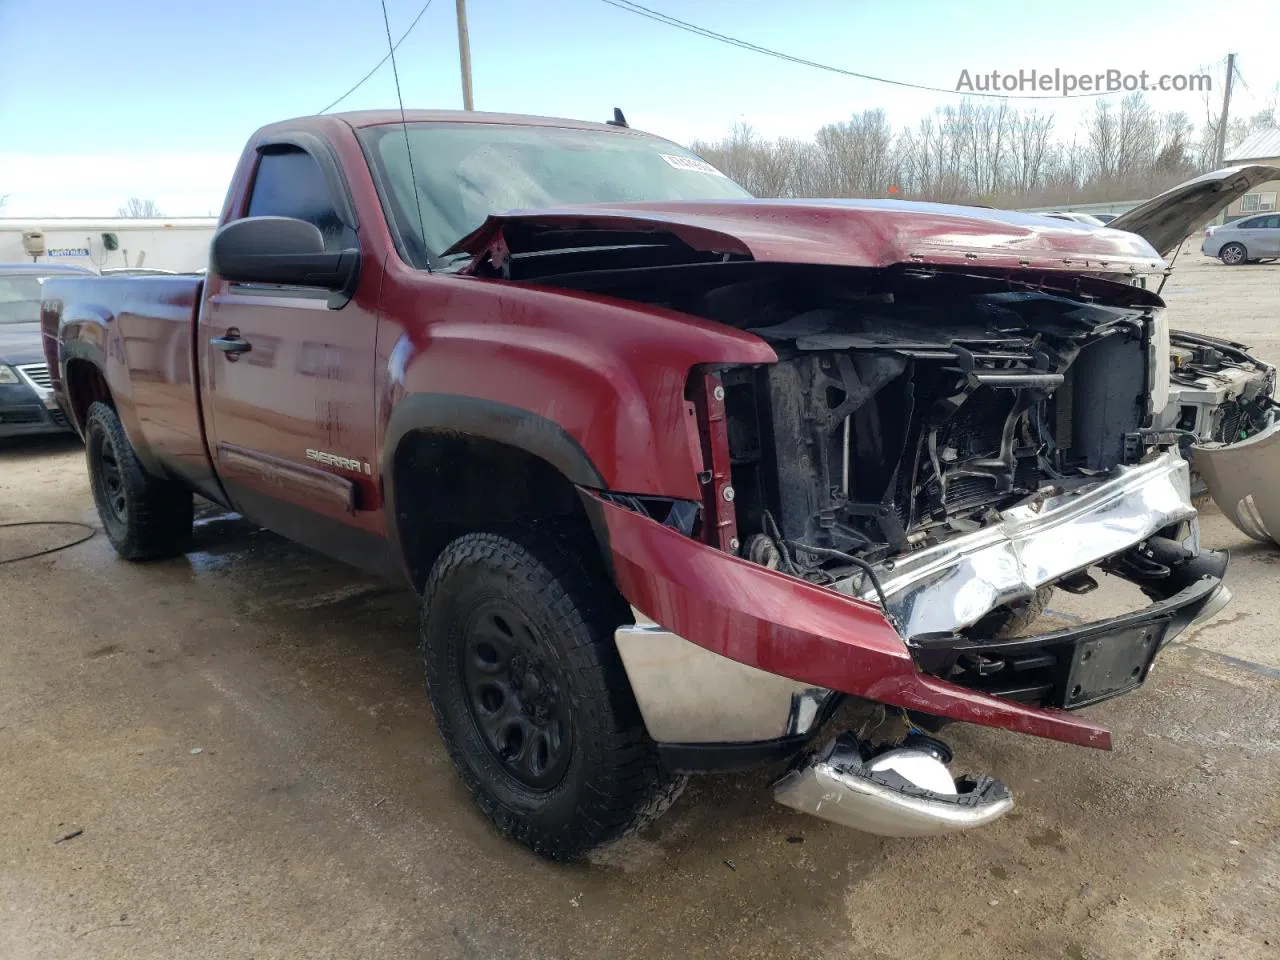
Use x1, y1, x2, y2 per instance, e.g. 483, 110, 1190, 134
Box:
1, 256, 1278, 959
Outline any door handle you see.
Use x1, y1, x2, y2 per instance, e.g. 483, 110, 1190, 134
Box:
211, 333, 252, 356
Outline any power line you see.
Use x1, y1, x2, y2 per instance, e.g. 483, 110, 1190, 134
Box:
318, 0, 436, 114
598, 0, 1112, 100
380, 0, 428, 259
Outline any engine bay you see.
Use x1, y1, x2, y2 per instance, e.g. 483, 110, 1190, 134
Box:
722, 292, 1159, 561
662, 269, 1163, 596
1163, 331, 1275, 445
522, 255, 1210, 670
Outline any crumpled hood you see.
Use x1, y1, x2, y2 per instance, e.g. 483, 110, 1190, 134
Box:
0, 322, 45, 366
1108, 165, 1280, 256
450, 198, 1169, 276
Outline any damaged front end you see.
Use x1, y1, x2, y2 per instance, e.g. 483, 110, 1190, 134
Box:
1194, 417, 1280, 547
1158, 331, 1277, 507
469, 196, 1239, 837
773, 734, 1014, 838
1171, 334, 1280, 547
594, 265, 1231, 839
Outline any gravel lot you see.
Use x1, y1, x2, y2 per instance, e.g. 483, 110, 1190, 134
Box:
1, 252, 1277, 960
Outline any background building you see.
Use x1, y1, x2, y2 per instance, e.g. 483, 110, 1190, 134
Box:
1223, 130, 1280, 221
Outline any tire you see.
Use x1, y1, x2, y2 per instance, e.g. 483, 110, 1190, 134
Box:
1190, 469, 1212, 509
972, 585, 1054, 638
84, 400, 193, 560
421, 531, 685, 860
1219, 242, 1247, 266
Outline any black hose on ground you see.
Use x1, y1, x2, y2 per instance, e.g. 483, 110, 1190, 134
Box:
0, 521, 95, 565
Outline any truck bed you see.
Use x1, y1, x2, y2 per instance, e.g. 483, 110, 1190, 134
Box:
42, 274, 213, 491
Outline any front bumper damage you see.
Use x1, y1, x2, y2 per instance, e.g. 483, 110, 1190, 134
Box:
591, 449, 1230, 838
835, 451, 1201, 638
1194, 417, 1280, 548
774, 736, 1015, 837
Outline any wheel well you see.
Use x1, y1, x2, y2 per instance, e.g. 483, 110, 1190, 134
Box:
392, 431, 608, 591
64, 359, 112, 429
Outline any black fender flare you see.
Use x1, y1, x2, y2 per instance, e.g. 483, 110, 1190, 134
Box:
58, 337, 110, 433
380, 393, 611, 588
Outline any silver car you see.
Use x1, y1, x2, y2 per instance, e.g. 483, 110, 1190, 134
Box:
1201, 212, 1280, 265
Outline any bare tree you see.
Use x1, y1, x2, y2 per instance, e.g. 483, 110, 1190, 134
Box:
959, 101, 1015, 198
1156, 111, 1195, 178
118, 197, 164, 218
1087, 100, 1119, 182
691, 93, 1224, 211
1244, 101, 1279, 135
1108, 93, 1160, 197
812, 109, 897, 197
692, 124, 797, 198
1008, 110, 1055, 196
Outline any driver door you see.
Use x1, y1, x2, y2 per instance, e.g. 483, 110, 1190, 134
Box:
201, 140, 382, 553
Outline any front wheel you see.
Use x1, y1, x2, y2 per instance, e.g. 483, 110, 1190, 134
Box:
84, 400, 192, 560
421, 531, 685, 860
972, 585, 1054, 637
1219, 242, 1248, 265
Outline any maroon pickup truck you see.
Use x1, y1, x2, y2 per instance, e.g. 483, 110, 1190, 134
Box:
42, 109, 1231, 859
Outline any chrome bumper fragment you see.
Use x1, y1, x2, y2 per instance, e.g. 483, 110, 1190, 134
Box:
838, 451, 1198, 638
774, 737, 1014, 837
615, 613, 837, 744
1194, 417, 1280, 547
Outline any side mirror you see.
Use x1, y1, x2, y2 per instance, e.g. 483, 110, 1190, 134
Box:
210, 216, 359, 294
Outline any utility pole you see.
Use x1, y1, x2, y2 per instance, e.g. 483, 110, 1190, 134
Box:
1213, 52, 1236, 168
456, 0, 474, 111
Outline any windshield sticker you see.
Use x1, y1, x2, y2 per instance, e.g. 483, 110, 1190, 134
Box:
660, 154, 729, 177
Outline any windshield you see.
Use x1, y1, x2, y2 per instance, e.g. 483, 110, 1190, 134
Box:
361, 122, 751, 265
0, 276, 49, 324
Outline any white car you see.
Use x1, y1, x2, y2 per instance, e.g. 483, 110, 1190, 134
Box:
1200, 213, 1280, 265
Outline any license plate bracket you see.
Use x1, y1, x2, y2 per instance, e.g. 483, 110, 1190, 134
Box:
1061, 617, 1172, 709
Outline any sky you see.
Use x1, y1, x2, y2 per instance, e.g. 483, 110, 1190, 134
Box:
2, 0, 1279, 217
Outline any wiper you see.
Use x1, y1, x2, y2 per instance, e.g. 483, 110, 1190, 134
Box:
435, 251, 474, 271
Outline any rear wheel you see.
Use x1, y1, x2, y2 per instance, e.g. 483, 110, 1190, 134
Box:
421, 531, 684, 860
1219, 242, 1247, 265
85, 401, 192, 559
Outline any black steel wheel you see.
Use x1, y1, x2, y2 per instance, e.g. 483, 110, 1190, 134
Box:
461, 601, 573, 791
94, 431, 129, 525
421, 531, 685, 860
84, 401, 193, 560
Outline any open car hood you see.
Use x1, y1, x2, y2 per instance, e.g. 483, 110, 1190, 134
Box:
450, 198, 1168, 276
1108, 165, 1280, 256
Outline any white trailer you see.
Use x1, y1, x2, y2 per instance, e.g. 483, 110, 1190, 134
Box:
0, 217, 217, 273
